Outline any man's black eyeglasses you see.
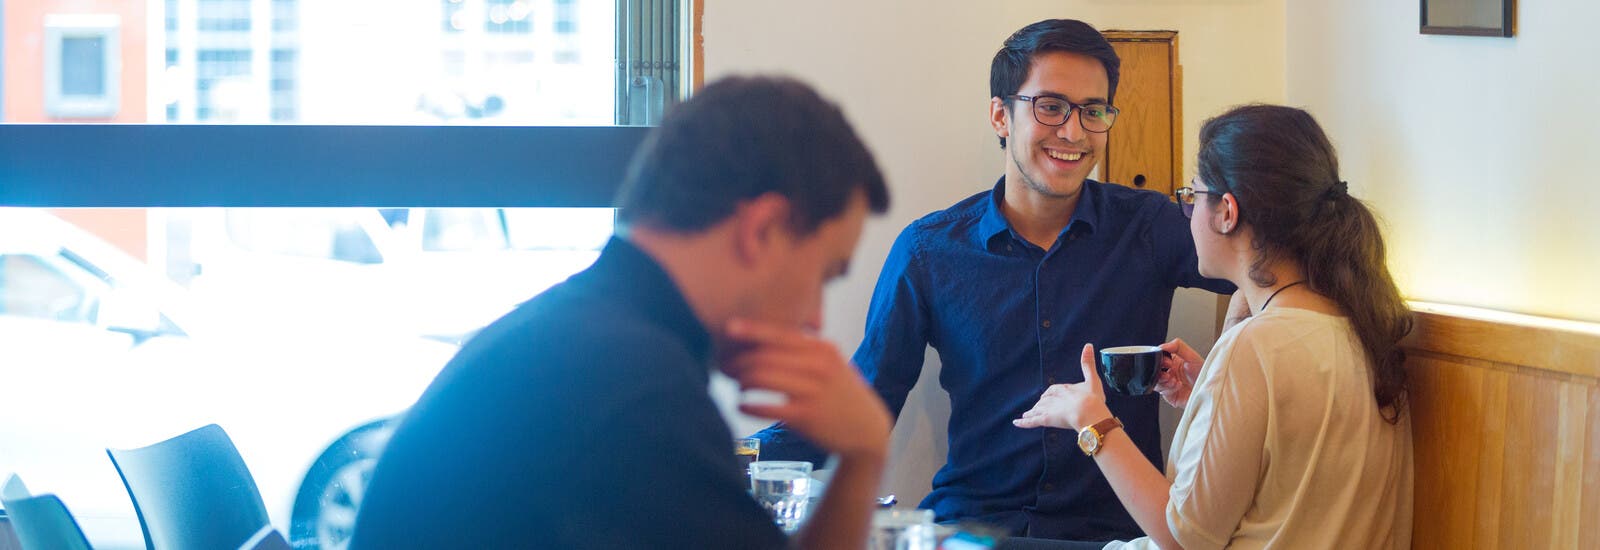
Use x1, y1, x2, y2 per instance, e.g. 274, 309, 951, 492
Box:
1007, 95, 1119, 133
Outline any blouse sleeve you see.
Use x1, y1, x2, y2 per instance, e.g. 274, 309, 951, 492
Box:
1165, 325, 1272, 550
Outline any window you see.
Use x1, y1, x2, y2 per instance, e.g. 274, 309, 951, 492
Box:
197, 0, 252, 32
165, 49, 180, 121
0, 197, 632, 550
442, 0, 467, 33
195, 49, 252, 121
165, 0, 179, 32
1, 0, 692, 545
555, 0, 578, 34
271, 0, 297, 33
269, 50, 296, 122
60, 37, 107, 96
485, 0, 533, 34
44, 14, 121, 118
14, 0, 682, 126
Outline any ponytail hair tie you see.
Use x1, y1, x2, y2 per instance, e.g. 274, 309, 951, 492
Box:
1325, 180, 1348, 200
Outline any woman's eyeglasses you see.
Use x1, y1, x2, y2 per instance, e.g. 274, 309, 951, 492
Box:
1173, 184, 1226, 218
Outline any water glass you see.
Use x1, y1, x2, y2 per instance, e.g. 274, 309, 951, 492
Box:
870, 508, 936, 550
750, 460, 812, 532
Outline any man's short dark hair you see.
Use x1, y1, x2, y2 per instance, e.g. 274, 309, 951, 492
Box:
616, 75, 889, 235
990, 19, 1121, 148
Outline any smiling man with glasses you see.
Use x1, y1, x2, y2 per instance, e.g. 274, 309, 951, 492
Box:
754, 19, 1234, 544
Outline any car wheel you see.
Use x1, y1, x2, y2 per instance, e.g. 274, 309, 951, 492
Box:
290, 419, 395, 550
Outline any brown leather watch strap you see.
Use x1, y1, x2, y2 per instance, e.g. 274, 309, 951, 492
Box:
1090, 417, 1123, 440
1078, 416, 1124, 457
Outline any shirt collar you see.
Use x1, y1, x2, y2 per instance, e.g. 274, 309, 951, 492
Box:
578, 236, 713, 364
979, 176, 1103, 251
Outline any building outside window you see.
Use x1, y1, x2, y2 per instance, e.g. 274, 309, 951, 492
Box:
194, 49, 251, 121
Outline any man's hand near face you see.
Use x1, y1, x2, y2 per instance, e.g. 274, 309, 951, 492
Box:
719, 317, 890, 550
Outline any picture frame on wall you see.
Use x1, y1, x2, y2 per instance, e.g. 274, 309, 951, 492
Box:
1421, 0, 1515, 37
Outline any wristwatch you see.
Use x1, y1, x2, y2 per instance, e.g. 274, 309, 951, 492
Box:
1077, 417, 1123, 457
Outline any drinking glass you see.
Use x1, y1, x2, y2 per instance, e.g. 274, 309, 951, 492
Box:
735, 437, 760, 485
749, 460, 812, 532
870, 508, 936, 550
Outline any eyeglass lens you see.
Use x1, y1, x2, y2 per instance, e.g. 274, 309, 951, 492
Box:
1032, 97, 1115, 132
1175, 187, 1197, 218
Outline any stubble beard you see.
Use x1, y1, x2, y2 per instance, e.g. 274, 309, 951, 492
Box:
1009, 143, 1085, 200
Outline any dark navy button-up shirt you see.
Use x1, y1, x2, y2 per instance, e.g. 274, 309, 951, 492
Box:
356, 238, 785, 549
756, 177, 1233, 541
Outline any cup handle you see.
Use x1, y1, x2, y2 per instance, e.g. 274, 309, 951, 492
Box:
1159, 350, 1174, 371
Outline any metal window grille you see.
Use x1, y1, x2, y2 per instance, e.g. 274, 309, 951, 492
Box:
614, 0, 684, 126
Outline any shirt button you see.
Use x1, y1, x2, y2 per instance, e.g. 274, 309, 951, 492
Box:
1044, 483, 1056, 492
1041, 320, 1051, 328
1047, 376, 1057, 384
1047, 432, 1058, 443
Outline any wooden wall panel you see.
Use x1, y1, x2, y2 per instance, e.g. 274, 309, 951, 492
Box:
1583, 382, 1600, 549
1499, 373, 1558, 549
1410, 355, 1482, 548
1403, 305, 1599, 549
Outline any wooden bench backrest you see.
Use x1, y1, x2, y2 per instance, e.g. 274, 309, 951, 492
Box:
1403, 304, 1599, 549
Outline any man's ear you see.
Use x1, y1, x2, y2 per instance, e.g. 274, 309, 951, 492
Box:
733, 193, 792, 267
990, 97, 1010, 142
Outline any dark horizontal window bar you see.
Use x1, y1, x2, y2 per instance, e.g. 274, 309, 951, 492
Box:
0, 124, 651, 207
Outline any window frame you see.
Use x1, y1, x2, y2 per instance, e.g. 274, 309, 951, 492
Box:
0, 125, 649, 207
44, 14, 123, 119
1, 0, 705, 208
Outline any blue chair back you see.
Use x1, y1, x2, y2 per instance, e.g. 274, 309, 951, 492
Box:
0, 475, 94, 550
106, 424, 271, 550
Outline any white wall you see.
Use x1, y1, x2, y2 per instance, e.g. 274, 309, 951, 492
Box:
704, 0, 1287, 503
1288, 0, 1600, 323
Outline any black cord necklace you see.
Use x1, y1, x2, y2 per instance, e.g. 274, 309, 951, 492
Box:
1260, 280, 1305, 311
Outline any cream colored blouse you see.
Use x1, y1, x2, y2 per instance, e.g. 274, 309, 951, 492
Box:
1108, 307, 1413, 550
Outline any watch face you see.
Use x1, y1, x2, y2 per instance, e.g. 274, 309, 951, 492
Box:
1077, 428, 1099, 455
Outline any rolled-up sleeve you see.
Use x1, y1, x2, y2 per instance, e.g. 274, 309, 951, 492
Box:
853, 223, 932, 418
1166, 327, 1269, 550
753, 224, 931, 463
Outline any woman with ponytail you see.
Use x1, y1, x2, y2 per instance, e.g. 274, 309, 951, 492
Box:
1010, 104, 1414, 550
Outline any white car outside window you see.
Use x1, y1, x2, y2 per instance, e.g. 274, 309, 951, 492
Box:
0, 209, 462, 550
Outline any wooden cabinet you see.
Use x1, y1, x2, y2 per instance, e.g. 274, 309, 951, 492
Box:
1100, 31, 1181, 199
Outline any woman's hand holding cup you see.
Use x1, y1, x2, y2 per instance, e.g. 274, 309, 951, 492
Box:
1154, 338, 1205, 409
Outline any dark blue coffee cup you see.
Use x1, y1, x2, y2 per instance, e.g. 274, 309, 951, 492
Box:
1098, 345, 1167, 395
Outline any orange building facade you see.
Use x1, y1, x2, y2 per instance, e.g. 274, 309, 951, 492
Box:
4, 1, 150, 259
3, 0, 148, 123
